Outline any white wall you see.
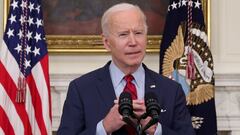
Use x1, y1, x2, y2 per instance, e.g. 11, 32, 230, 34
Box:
49, 53, 160, 74
211, 0, 240, 74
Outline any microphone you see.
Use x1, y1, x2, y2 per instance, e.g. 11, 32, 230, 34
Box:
145, 92, 160, 120
118, 92, 137, 129
118, 91, 133, 118
141, 92, 160, 134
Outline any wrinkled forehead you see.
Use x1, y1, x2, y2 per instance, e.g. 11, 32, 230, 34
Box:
109, 9, 146, 31
110, 21, 145, 33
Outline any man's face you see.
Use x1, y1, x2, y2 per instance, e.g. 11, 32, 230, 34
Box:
103, 9, 147, 71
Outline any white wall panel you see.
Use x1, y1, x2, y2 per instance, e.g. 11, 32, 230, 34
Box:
211, 0, 240, 74
49, 53, 160, 74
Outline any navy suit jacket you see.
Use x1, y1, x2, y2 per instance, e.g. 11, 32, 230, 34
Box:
57, 61, 195, 135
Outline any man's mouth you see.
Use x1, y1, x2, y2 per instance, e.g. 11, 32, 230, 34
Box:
126, 51, 141, 55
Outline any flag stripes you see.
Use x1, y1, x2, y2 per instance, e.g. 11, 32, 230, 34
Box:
0, 92, 21, 135
0, 42, 51, 134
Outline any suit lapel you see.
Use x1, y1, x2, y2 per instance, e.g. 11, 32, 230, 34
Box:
144, 64, 158, 94
95, 62, 116, 109
144, 65, 166, 123
144, 64, 164, 110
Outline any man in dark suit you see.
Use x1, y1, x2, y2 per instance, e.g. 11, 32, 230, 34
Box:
57, 3, 195, 135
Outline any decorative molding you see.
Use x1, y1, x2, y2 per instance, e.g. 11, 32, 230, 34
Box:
217, 116, 240, 131
3, 0, 209, 54
50, 74, 81, 130
47, 35, 161, 54
215, 74, 240, 87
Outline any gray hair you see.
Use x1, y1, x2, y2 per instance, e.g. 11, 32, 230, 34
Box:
101, 3, 148, 36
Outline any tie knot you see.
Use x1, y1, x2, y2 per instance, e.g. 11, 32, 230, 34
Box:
124, 74, 134, 83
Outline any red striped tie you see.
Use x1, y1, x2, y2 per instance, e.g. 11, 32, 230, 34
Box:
123, 75, 137, 100
123, 74, 137, 135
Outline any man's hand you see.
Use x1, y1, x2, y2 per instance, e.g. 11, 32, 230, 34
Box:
103, 99, 157, 134
140, 116, 157, 135
133, 100, 157, 135
102, 101, 125, 134
132, 100, 145, 117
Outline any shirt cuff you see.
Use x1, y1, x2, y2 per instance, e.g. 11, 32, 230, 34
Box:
154, 123, 162, 135
96, 120, 108, 135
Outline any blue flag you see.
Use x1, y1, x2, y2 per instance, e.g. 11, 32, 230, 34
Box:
159, 0, 217, 134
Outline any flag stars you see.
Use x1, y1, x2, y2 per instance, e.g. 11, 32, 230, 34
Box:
34, 32, 42, 42
25, 45, 31, 55
195, 0, 201, 9
29, 2, 35, 12
168, 0, 202, 12
32, 47, 40, 56
171, 1, 178, 9
20, 1, 28, 9
178, 1, 182, 8
9, 14, 16, 24
36, 18, 42, 28
188, 0, 193, 7
182, 0, 187, 6
14, 44, 22, 53
7, 28, 14, 38
197, 44, 200, 48
24, 58, 31, 69
11, 0, 18, 10
35, 5, 40, 14
17, 30, 23, 39
26, 31, 33, 40
19, 15, 26, 24
205, 52, 208, 56
28, 17, 34, 26
208, 57, 212, 61
167, 5, 171, 11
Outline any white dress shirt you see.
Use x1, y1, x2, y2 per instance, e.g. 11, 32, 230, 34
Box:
96, 61, 162, 135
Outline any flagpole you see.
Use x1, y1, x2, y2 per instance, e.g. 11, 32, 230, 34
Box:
3, 0, 10, 31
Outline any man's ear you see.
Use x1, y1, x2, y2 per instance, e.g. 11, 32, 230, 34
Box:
102, 34, 111, 51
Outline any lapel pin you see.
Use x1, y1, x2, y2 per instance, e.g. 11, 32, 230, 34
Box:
150, 85, 156, 88
161, 109, 167, 112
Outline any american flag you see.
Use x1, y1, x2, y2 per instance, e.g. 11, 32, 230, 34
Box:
0, 0, 52, 134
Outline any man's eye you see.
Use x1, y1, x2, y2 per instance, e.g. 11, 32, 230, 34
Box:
135, 31, 143, 35
119, 33, 128, 37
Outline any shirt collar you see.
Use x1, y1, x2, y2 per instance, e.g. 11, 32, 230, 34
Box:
132, 65, 145, 88
109, 61, 144, 89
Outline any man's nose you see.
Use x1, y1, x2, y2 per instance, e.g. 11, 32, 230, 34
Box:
129, 32, 137, 45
